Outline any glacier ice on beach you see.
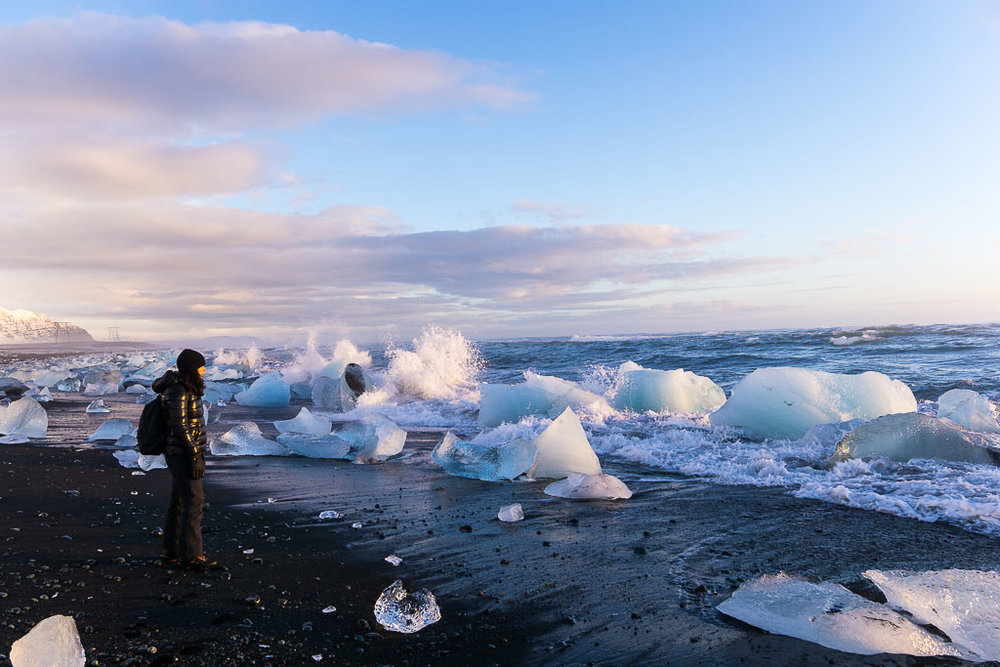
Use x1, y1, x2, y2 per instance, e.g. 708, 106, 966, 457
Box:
832, 413, 998, 465
235, 372, 290, 408
340, 414, 407, 462
276, 432, 351, 459
112, 449, 167, 470
612, 362, 726, 413
937, 389, 1000, 433
478, 373, 612, 427
1, 434, 30, 444
0, 396, 48, 438
83, 369, 122, 396
864, 569, 1000, 662
544, 472, 633, 500
0, 377, 29, 397
87, 418, 134, 443
374, 579, 442, 634
86, 399, 111, 413
9, 614, 86, 667
211, 422, 290, 456
717, 573, 967, 658
709, 367, 917, 440
526, 408, 602, 479
497, 503, 524, 522
274, 407, 331, 436
56, 377, 82, 392
26, 386, 53, 402
431, 431, 537, 481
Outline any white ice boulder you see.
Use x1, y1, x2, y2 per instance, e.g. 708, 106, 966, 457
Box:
9, 613, 86, 667
431, 431, 537, 481
613, 363, 726, 413
544, 472, 633, 500
211, 422, 290, 456
274, 407, 331, 436
340, 414, 407, 463
937, 389, 1000, 433
525, 408, 602, 479
234, 372, 290, 408
832, 413, 997, 466
87, 418, 134, 443
478, 373, 612, 427
276, 432, 352, 459
717, 573, 968, 658
710, 367, 917, 440
864, 569, 1000, 662
0, 396, 48, 438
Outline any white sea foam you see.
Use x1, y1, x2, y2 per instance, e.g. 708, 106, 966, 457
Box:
383, 326, 482, 401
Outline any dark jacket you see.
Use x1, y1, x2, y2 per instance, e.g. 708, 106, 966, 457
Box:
152, 370, 206, 457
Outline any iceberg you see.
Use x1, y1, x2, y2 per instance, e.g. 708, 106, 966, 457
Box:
525, 408, 602, 479
864, 569, 1000, 662
87, 418, 134, 443
613, 363, 726, 413
340, 414, 407, 463
544, 472, 633, 500
937, 389, 1000, 433
9, 614, 86, 667
374, 579, 442, 634
276, 432, 352, 459
832, 413, 998, 466
86, 399, 111, 413
478, 373, 612, 427
0, 396, 49, 438
717, 573, 967, 658
234, 372, 290, 408
274, 407, 332, 436
431, 431, 537, 481
497, 503, 524, 522
211, 422, 290, 456
710, 367, 917, 440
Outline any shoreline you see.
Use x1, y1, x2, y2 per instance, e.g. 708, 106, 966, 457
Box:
2, 393, 997, 665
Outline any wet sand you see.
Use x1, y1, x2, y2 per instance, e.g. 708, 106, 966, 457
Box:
2, 393, 997, 665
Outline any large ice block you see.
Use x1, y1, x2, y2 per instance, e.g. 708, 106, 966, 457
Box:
83, 369, 122, 396
374, 579, 441, 634
274, 407, 332, 436
544, 472, 633, 500
831, 413, 998, 465
0, 396, 48, 438
202, 381, 237, 405
478, 373, 612, 427
234, 372, 290, 408
9, 614, 86, 666
937, 389, 1000, 433
710, 367, 917, 440
276, 432, 352, 459
0, 377, 29, 398
211, 422, 290, 456
87, 418, 134, 443
613, 363, 726, 413
431, 431, 537, 481
526, 408, 602, 479
717, 573, 968, 658
340, 414, 407, 463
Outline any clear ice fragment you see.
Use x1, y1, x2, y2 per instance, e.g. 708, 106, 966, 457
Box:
322, 605, 337, 614
373, 579, 442, 634
56, 377, 82, 392
832, 413, 997, 465
234, 372, 290, 408
87, 418, 134, 443
318, 510, 343, 520
0, 395, 48, 438
211, 422, 290, 456
526, 408, 602, 479
497, 503, 524, 522
431, 431, 536, 481
274, 407, 332, 436
478, 373, 611, 427
937, 389, 1000, 433
340, 414, 407, 463
613, 363, 726, 413
277, 432, 351, 459
385, 555, 403, 566
9, 614, 86, 667
543, 472, 633, 500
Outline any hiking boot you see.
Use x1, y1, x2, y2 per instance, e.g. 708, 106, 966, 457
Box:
184, 556, 219, 572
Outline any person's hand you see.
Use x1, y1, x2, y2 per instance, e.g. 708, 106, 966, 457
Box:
191, 454, 206, 480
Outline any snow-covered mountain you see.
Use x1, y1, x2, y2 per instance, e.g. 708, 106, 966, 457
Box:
0, 307, 93, 342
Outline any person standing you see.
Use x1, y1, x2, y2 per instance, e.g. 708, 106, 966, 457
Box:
151, 348, 216, 571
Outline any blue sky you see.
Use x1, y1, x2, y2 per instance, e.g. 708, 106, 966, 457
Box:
1, 1, 997, 343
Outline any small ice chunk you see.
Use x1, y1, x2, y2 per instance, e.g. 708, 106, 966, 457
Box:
352, 521, 363, 529
211, 422, 290, 456
431, 431, 537, 481
832, 413, 998, 466
27, 386, 53, 402
717, 573, 968, 658
86, 399, 111, 413
497, 503, 524, 522
385, 554, 403, 566
613, 363, 726, 413
374, 579, 442, 634
139, 453, 167, 471
235, 372, 291, 408
525, 408, 602, 479
478, 372, 612, 427
83, 369, 122, 396
87, 418, 134, 443
125, 384, 151, 395
56, 377, 82, 392
0, 377, 29, 397
310, 376, 343, 410
9, 614, 86, 667
937, 389, 1000, 433
340, 414, 407, 463
274, 407, 332, 436
544, 472, 633, 500
112, 434, 137, 449
202, 380, 236, 405
0, 396, 48, 438
322, 605, 337, 614
277, 432, 352, 459
318, 510, 343, 520
113, 450, 141, 469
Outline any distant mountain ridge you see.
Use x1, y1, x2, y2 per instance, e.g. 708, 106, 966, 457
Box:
0, 306, 93, 342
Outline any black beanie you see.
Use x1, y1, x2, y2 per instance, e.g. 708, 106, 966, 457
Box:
176, 349, 206, 376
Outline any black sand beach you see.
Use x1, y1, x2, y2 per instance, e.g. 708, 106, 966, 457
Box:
3, 393, 998, 665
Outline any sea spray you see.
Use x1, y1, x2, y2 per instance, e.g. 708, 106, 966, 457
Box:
385, 326, 482, 401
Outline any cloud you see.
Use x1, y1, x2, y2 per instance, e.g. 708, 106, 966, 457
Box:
511, 200, 592, 221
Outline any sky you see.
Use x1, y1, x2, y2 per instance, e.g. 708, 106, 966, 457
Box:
1, 1, 998, 344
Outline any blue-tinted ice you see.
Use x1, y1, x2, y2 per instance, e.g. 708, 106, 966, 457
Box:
431, 431, 537, 481
373, 579, 441, 634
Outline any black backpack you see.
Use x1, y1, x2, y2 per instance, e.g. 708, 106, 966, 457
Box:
137, 395, 169, 455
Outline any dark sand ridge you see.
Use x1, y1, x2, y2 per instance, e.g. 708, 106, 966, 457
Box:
2, 392, 997, 665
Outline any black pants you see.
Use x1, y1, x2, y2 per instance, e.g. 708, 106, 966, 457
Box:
163, 454, 204, 560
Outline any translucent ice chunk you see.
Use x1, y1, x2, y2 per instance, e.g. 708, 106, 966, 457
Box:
385, 554, 403, 566
56, 377, 82, 392
87, 418, 134, 443
937, 389, 1000, 433
9, 614, 86, 667
374, 579, 441, 634
832, 413, 998, 465
310, 376, 342, 410
497, 503, 524, 522
613, 363, 726, 413
274, 407, 331, 436
27, 386, 53, 402
478, 373, 612, 427
340, 414, 407, 463
0, 396, 48, 438
318, 510, 343, 520
234, 372, 290, 408
125, 384, 151, 395
113, 434, 138, 449
864, 569, 1000, 661
543, 472, 633, 500
276, 432, 351, 459
83, 369, 122, 396
710, 367, 917, 440
202, 380, 236, 405
113, 449, 141, 468
717, 573, 968, 658
526, 408, 602, 479
0, 377, 29, 398
211, 422, 290, 456
431, 431, 537, 481
86, 399, 111, 413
